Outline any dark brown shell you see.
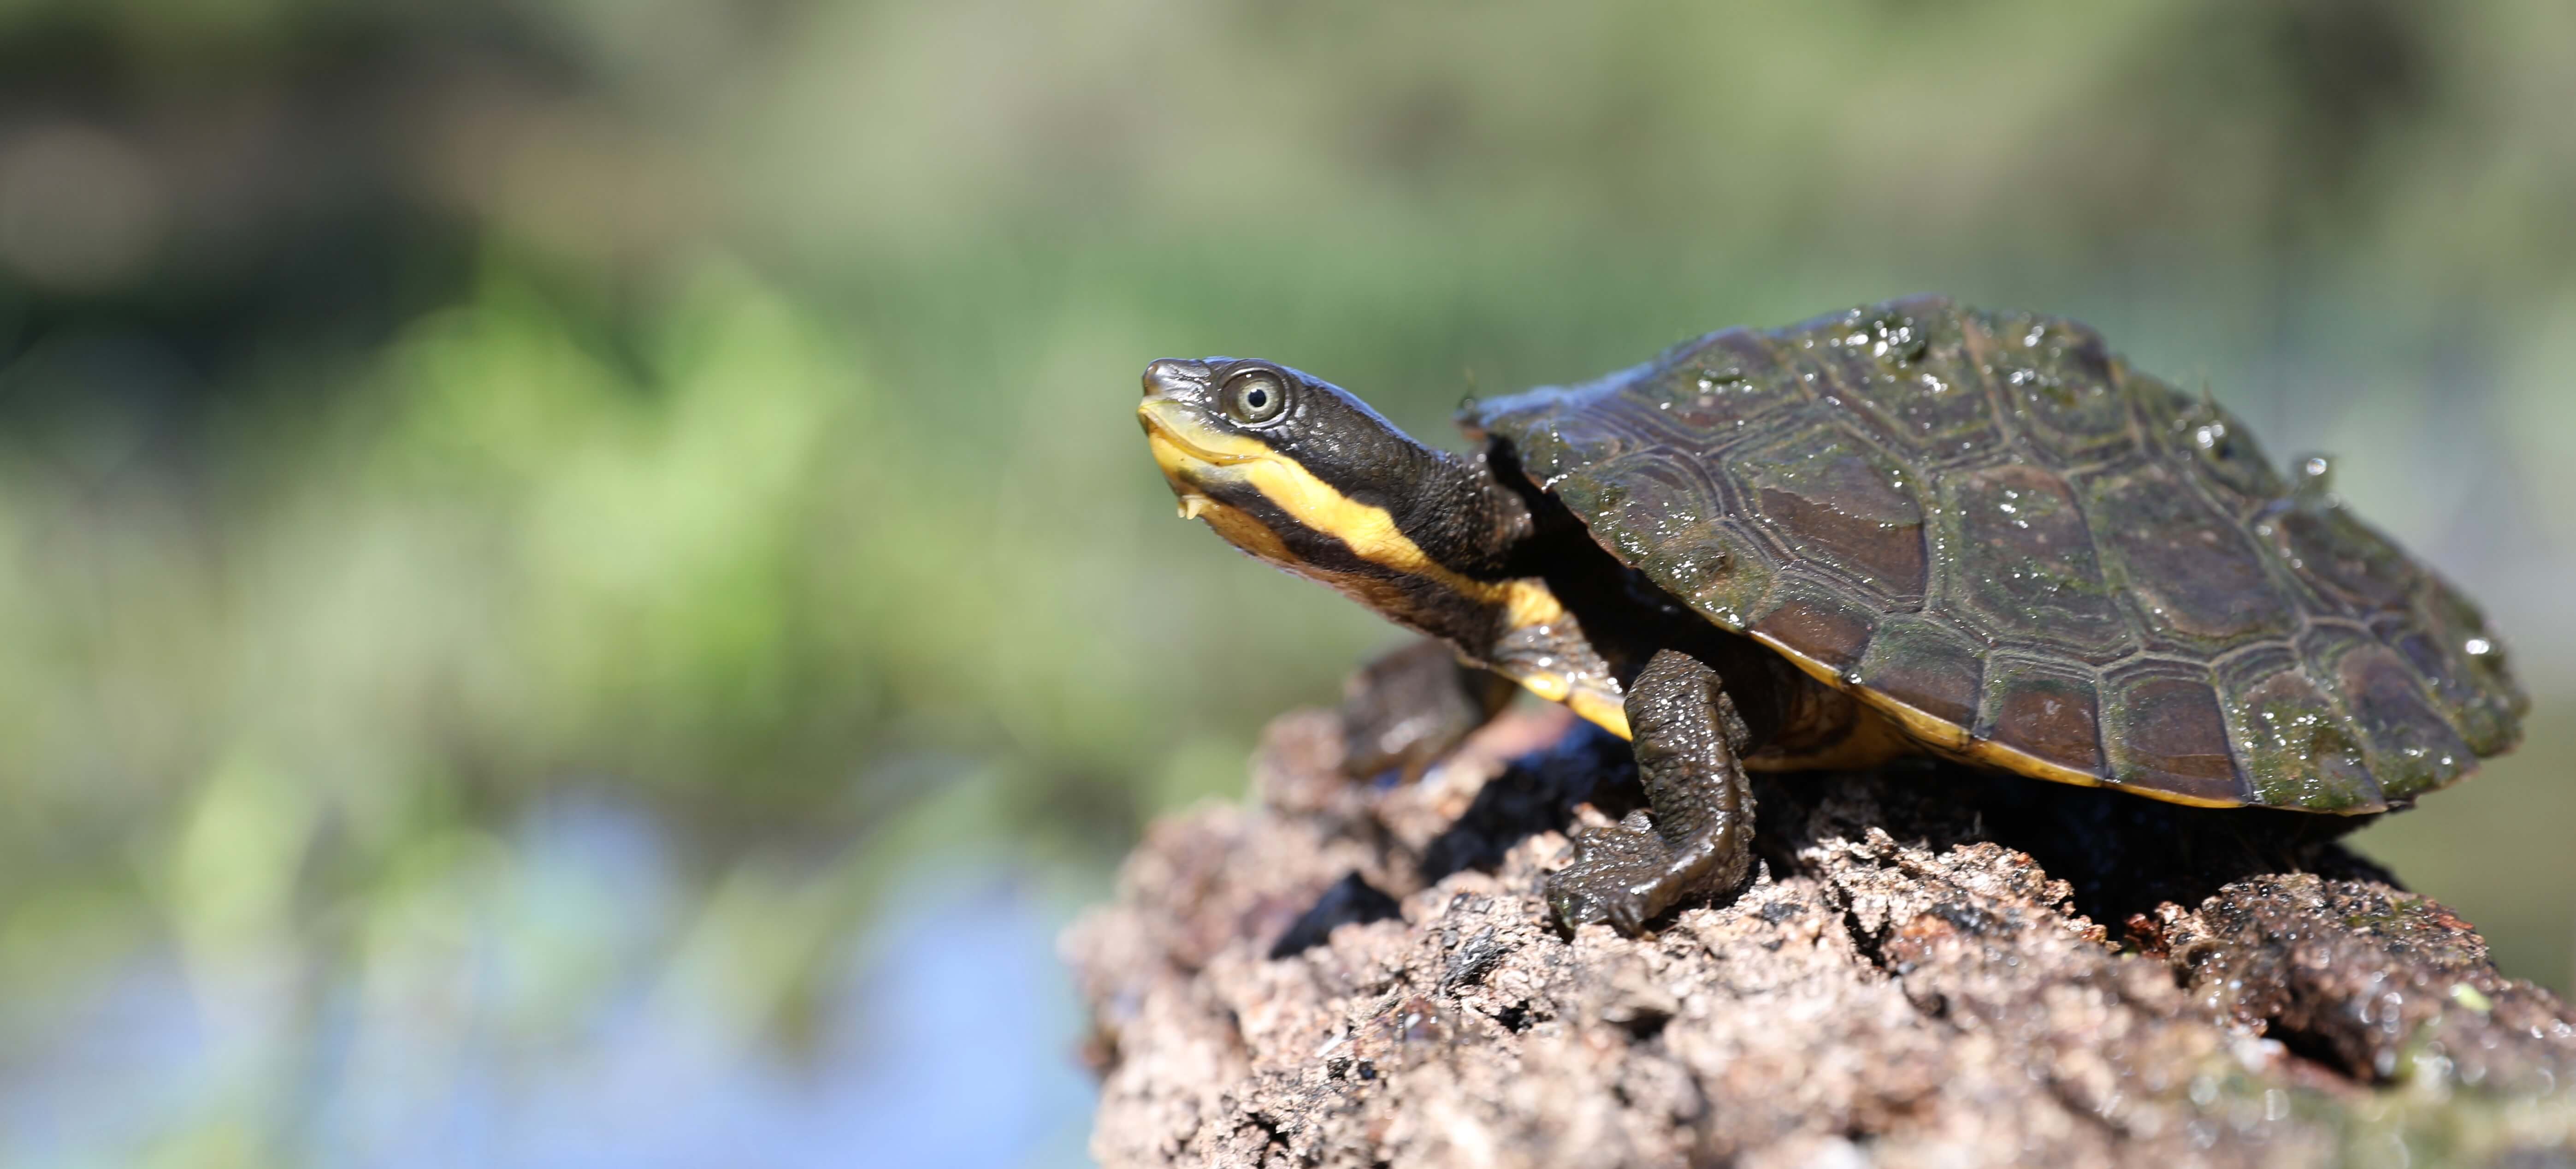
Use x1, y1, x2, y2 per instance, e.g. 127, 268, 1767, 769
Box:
1467, 296, 2527, 812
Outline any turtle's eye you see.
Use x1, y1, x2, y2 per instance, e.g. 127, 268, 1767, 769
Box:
1223, 368, 1289, 426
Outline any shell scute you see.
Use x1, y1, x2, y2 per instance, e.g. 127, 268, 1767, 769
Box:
2078, 461, 2300, 654
2261, 495, 2418, 617
2386, 584, 2525, 756
1974, 654, 2108, 778
1636, 330, 1808, 437
1725, 422, 1928, 604
1808, 302, 2004, 462
1855, 615, 1985, 730
1983, 310, 2139, 463
2299, 624, 2473, 801
1941, 462, 2133, 664
2213, 644, 2383, 812
2134, 379, 2288, 511
2099, 659, 2247, 805
1749, 575, 1882, 678
1561, 451, 1716, 567
1644, 519, 1776, 632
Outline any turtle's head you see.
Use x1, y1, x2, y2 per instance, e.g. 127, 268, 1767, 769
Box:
1136, 356, 1536, 642
1137, 357, 1425, 526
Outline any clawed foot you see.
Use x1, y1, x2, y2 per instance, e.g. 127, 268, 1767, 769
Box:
1546, 649, 1759, 936
1548, 811, 1690, 935
1339, 639, 1516, 782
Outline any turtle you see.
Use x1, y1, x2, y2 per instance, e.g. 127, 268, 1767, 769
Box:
1135, 295, 2527, 933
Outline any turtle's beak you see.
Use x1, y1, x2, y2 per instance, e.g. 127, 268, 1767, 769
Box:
1140, 360, 1228, 518
1141, 358, 1199, 399
1136, 359, 1201, 450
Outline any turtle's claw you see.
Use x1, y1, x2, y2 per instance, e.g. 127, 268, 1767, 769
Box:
1547, 813, 1671, 936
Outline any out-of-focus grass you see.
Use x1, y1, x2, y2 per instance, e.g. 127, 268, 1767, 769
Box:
0, 0, 2571, 1163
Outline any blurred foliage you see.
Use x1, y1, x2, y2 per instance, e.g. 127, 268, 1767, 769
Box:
0, 0, 2572, 1163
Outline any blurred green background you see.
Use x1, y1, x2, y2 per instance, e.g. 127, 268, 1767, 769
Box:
0, 0, 2570, 1164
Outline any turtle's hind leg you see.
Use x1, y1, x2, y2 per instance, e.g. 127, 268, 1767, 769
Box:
1339, 638, 1518, 782
1548, 649, 1756, 934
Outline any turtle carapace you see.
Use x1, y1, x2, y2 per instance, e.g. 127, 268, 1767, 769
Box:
1136, 296, 2527, 933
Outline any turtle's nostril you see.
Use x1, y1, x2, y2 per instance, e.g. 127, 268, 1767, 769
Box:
1142, 359, 1199, 398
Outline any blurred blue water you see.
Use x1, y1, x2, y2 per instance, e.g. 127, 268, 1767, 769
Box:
0, 799, 1098, 1169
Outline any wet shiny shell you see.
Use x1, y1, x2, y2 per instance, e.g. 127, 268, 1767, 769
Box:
1468, 296, 2527, 812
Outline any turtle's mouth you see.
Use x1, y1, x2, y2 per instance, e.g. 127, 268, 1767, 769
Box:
1139, 400, 1278, 518
1138, 401, 1264, 467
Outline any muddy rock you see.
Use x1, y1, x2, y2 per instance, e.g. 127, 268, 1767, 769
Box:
1063, 708, 2576, 1167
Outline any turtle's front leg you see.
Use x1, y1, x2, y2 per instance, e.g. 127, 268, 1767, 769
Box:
1339, 638, 1518, 781
1548, 648, 1756, 934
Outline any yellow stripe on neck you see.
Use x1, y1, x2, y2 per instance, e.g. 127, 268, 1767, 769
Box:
1147, 402, 1611, 727
1144, 403, 1566, 623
